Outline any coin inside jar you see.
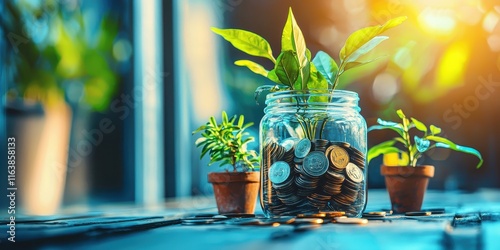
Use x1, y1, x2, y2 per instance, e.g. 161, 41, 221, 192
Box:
302, 151, 329, 177
329, 146, 350, 170
345, 162, 364, 183
295, 138, 312, 158
280, 138, 296, 152
269, 161, 291, 185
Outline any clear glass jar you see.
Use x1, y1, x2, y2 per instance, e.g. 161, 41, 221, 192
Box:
259, 90, 367, 217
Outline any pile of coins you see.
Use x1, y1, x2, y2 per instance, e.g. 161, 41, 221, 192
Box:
262, 138, 366, 216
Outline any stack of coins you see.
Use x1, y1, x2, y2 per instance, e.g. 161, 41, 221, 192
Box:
280, 138, 296, 165
313, 139, 329, 152
346, 146, 366, 171
263, 137, 366, 217
332, 163, 364, 206
262, 140, 284, 210
322, 170, 345, 195
270, 161, 302, 206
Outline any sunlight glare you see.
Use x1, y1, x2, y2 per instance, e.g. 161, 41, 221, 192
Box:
418, 8, 456, 35
435, 41, 469, 89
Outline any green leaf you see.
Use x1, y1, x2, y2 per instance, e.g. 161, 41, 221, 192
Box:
312, 51, 339, 84
209, 116, 217, 127
234, 60, 268, 77
222, 111, 229, 124
411, 117, 427, 133
306, 49, 312, 61
194, 137, 207, 146
274, 50, 300, 87
281, 7, 307, 68
339, 16, 407, 62
281, 8, 309, 90
344, 36, 388, 63
414, 136, 430, 153
211, 27, 276, 63
267, 70, 282, 84
427, 136, 483, 168
367, 140, 401, 164
396, 109, 406, 119
430, 125, 442, 135
306, 63, 329, 91
237, 115, 244, 128
368, 118, 404, 137
299, 60, 310, 90
393, 137, 408, 147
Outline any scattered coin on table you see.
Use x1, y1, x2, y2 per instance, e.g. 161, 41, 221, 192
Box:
405, 211, 432, 216
363, 211, 387, 217
334, 217, 368, 224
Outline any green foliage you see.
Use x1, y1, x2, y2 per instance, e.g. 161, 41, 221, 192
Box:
1, 1, 120, 111
192, 111, 259, 172
368, 109, 483, 168
211, 7, 406, 95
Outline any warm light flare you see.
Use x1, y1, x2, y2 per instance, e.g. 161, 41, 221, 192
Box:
418, 8, 456, 36
435, 41, 469, 90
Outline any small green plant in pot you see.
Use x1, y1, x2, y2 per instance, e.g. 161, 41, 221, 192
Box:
367, 109, 483, 213
193, 111, 260, 214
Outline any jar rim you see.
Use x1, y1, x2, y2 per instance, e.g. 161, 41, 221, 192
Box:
264, 89, 361, 112
265, 89, 359, 100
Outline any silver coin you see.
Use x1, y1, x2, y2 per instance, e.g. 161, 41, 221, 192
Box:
303, 151, 329, 177
269, 161, 291, 184
294, 138, 311, 158
280, 138, 296, 152
345, 163, 364, 183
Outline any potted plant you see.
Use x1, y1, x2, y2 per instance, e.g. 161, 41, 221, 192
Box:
211, 8, 407, 217
193, 111, 260, 214
1, 2, 120, 215
367, 109, 483, 213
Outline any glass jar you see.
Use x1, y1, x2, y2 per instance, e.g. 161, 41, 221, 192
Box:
259, 90, 367, 217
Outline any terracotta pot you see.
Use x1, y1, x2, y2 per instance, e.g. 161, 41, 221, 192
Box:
381, 165, 435, 213
208, 171, 260, 214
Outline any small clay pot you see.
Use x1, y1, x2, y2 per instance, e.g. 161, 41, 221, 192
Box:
208, 171, 260, 214
381, 165, 435, 213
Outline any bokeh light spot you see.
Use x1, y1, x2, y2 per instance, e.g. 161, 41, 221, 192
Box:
483, 11, 499, 33
487, 35, 500, 52
372, 72, 399, 104
113, 39, 133, 62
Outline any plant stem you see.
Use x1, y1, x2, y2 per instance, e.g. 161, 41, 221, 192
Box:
402, 118, 414, 166
331, 61, 346, 93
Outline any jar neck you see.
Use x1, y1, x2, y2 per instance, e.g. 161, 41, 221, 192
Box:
264, 90, 360, 113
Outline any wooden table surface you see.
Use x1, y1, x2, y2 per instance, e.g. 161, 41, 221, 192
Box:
2, 189, 500, 250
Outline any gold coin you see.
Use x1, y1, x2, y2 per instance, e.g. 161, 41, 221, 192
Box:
334, 217, 368, 224
329, 146, 350, 169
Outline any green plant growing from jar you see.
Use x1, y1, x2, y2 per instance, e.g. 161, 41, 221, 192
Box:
211, 7, 407, 217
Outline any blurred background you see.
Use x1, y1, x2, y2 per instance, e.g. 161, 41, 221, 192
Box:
1, 0, 499, 215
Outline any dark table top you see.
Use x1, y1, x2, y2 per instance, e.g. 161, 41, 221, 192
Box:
2, 189, 500, 250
